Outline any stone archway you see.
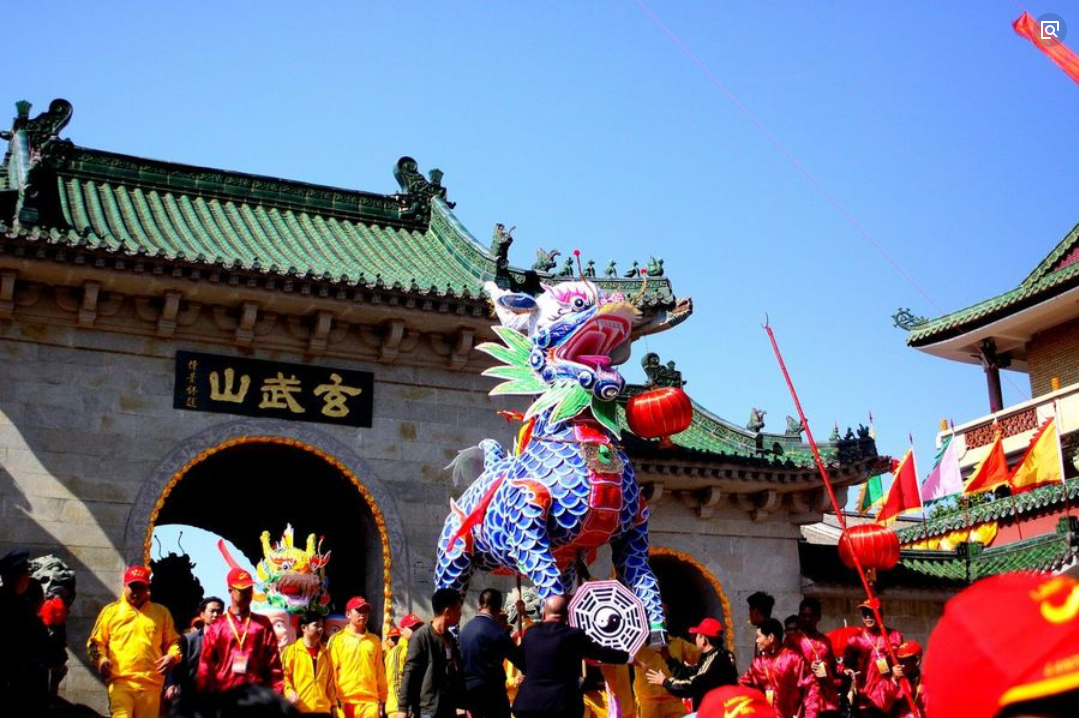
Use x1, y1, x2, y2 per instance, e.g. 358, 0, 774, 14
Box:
650, 546, 734, 651
125, 419, 409, 629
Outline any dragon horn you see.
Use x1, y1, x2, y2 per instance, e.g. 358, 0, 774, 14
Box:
216, 538, 241, 570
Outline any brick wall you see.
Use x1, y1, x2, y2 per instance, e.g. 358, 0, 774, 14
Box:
1028, 316, 1079, 397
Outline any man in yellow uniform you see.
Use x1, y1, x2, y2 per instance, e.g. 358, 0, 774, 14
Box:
283, 612, 335, 715
633, 633, 700, 718
385, 614, 422, 716
327, 596, 386, 718
87, 566, 181, 718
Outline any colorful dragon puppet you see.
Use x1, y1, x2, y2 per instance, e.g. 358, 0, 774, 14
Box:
252, 525, 331, 614
436, 279, 669, 644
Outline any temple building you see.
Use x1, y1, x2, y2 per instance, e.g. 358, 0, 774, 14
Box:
890, 218, 1079, 582
0, 99, 882, 711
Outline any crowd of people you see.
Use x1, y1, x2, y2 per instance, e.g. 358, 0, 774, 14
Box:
6, 547, 1079, 718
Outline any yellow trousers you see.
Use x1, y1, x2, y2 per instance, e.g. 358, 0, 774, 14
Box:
337, 701, 379, 718
107, 682, 161, 718
637, 699, 688, 718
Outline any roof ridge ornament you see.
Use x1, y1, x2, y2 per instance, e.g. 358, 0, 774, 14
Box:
892, 307, 928, 330
393, 156, 454, 225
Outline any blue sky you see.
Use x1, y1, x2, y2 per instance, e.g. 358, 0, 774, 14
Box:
9, 2, 1079, 576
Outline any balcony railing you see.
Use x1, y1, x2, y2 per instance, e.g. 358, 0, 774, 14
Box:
942, 381, 1079, 471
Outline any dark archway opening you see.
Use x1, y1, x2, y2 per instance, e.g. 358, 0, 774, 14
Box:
155, 442, 373, 615
651, 554, 723, 639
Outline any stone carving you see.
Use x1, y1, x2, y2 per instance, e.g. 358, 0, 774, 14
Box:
394, 156, 454, 224
532, 247, 560, 273
604, 261, 617, 278
642, 352, 685, 389
646, 257, 665, 277
747, 407, 766, 433
557, 257, 575, 277
584, 259, 596, 278
785, 415, 804, 437
624, 260, 640, 278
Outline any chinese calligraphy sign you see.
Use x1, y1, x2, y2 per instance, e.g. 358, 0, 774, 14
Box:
174, 351, 374, 427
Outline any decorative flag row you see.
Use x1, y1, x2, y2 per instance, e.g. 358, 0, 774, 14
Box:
861, 416, 1067, 523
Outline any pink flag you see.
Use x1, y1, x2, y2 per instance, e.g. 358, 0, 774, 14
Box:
923, 435, 963, 501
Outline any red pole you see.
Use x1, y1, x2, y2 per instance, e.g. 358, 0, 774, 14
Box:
764, 322, 920, 718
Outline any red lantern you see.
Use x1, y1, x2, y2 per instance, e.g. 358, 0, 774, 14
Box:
626, 387, 693, 449
838, 524, 900, 579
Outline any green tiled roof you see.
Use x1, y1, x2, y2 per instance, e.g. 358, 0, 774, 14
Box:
899, 529, 1078, 582
1, 99, 677, 305
895, 479, 1079, 543
616, 390, 878, 468
907, 220, 1079, 345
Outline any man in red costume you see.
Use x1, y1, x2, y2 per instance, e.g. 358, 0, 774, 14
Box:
197, 568, 284, 694
843, 599, 903, 718
787, 598, 840, 717
739, 618, 819, 718
886, 641, 925, 718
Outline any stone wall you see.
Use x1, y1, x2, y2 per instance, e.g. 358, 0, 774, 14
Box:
1, 318, 828, 712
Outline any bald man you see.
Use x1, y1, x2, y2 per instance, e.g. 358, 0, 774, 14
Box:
512, 596, 629, 718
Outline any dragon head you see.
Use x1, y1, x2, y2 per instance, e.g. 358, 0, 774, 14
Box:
254, 525, 331, 615
481, 280, 640, 432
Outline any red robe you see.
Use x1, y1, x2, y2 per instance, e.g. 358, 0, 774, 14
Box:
844, 627, 903, 713
785, 629, 840, 714
196, 610, 284, 694
739, 646, 819, 718
884, 672, 926, 718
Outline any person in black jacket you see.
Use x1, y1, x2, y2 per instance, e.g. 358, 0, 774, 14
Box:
512, 595, 629, 718
394, 588, 465, 718
459, 588, 523, 718
644, 616, 737, 712
166, 596, 224, 703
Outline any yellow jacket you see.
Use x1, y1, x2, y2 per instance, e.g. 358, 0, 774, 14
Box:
86, 599, 181, 689
633, 637, 700, 704
327, 628, 387, 704
282, 639, 335, 713
384, 637, 408, 713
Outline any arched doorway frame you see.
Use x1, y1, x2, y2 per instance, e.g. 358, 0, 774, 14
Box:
125, 419, 408, 630
650, 546, 734, 652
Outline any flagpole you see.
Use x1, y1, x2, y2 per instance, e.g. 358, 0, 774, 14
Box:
764, 322, 920, 718
1054, 400, 1073, 519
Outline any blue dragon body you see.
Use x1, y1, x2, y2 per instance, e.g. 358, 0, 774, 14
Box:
435, 280, 667, 643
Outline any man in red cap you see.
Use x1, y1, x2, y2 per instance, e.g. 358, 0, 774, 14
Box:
739, 618, 819, 718
788, 597, 840, 717
884, 641, 924, 718
328, 595, 386, 717
697, 685, 776, 718
924, 572, 1079, 718
843, 599, 903, 717
645, 616, 738, 712
87, 565, 182, 717
385, 613, 423, 716
196, 567, 283, 694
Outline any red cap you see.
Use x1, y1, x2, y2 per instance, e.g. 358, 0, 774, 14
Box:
124, 565, 151, 586
346, 596, 372, 613
227, 568, 254, 589
896, 640, 922, 659
697, 685, 774, 717
688, 617, 724, 639
858, 597, 882, 611
924, 573, 1079, 718
400, 613, 424, 630
386, 626, 402, 638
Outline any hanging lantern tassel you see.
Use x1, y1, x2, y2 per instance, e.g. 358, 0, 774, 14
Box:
626, 387, 693, 449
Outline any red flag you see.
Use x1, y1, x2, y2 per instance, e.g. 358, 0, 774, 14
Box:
877, 447, 922, 523
964, 433, 1010, 495
1013, 12, 1079, 84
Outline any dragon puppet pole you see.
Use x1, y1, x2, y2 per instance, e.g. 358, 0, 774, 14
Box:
764, 321, 921, 718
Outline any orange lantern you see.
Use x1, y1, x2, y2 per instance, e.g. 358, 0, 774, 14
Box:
626, 387, 693, 449
838, 524, 900, 580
